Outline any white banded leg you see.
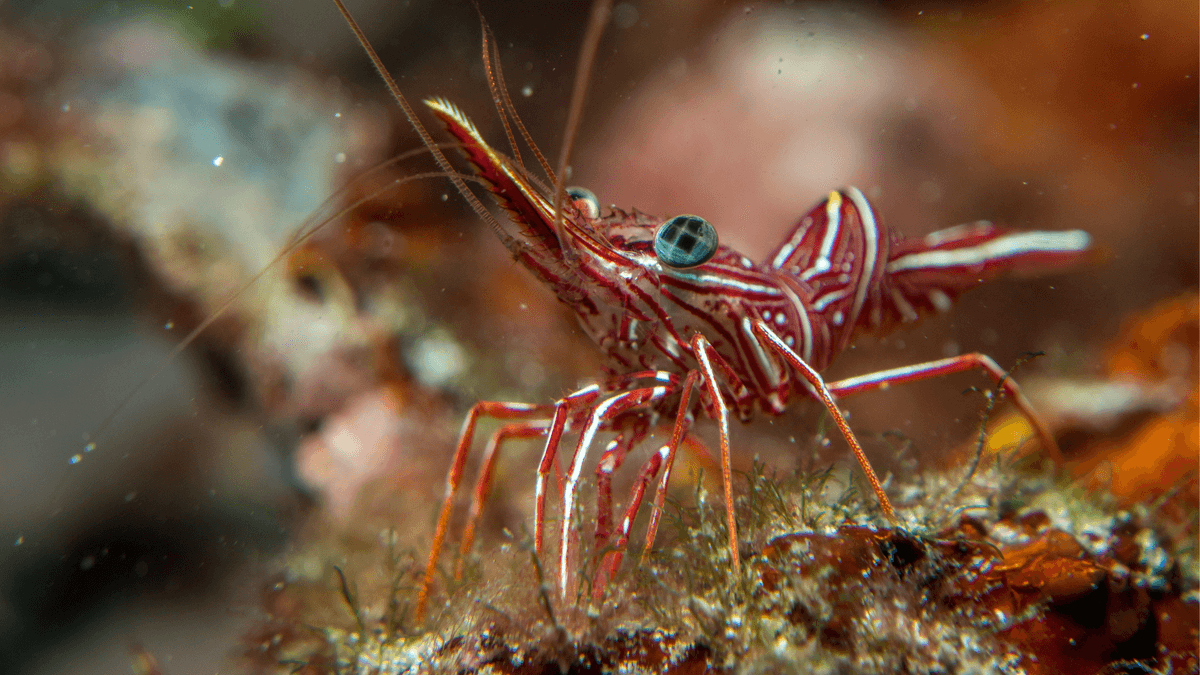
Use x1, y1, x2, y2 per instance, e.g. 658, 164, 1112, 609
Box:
558, 384, 676, 597
827, 353, 1063, 463
417, 400, 554, 623
751, 319, 897, 521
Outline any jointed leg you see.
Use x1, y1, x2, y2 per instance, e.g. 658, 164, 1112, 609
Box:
587, 368, 705, 596
642, 370, 701, 562
825, 353, 1063, 463
558, 384, 677, 596
622, 339, 747, 582
534, 384, 602, 554
454, 421, 550, 580
417, 400, 552, 623
752, 319, 898, 521
592, 443, 668, 600
593, 417, 649, 550
689, 333, 745, 575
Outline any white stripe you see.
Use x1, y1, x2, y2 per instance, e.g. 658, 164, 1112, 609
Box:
799, 191, 842, 281
886, 230, 1091, 273
560, 394, 620, 593
743, 317, 781, 389
922, 221, 992, 247
928, 289, 953, 313
776, 281, 813, 362
666, 270, 784, 296
663, 335, 681, 358
694, 342, 730, 449
771, 216, 812, 270
755, 319, 820, 400
812, 287, 851, 312
558, 386, 668, 593
845, 187, 879, 328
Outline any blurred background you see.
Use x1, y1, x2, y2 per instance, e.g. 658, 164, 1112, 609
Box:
0, 0, 1194, 672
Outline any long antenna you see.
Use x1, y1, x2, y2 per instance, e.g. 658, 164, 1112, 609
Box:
330, 0, 516, 249
551, 0, 613, 232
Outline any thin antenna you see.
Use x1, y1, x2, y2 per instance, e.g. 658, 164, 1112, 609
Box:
330, 0, 516, 249
478, 15, 523, 169
551, 0, 613, 232
476, 11, 557, 186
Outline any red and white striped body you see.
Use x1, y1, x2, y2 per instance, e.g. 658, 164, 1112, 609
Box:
418, 96, 1091, 603
551, 185, 1089, 422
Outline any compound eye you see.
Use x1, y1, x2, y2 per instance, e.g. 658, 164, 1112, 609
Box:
565, 186, 600, 219
654, 215, 719, 268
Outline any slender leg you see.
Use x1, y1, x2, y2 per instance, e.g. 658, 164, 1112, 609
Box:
454, 421, 550, 580
825, 353, 1064, 464
631, 339, 749, 583
558, 385, 677, 597
594, 434, 630, 550
534, 385, 601, 555
416, 400, 552, 623
593, 417, 647, 550
689, 333, 744, 576
752, 319, 898, 521
592, 443, 668, 600
642, 370, 701, 562
535, 372, 676, 555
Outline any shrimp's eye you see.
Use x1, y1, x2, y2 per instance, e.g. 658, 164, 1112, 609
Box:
565, 186, 600, 219
655, 215, 718, 268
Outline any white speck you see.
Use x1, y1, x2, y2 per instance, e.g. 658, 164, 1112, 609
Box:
521, 85, 533, 97
1140, 33, 1149, 40
69, 454, 82, 464
762, 311, 772, 321
832, 310, 844, 326
335, 152, 346, 163
774, 313, 786, 325
84, 442, 95, 453
164, 321, 174, 330
334, 112, 342, 118
212, 156, 224, 167
14, 535, 23, 546
441, 194, 449, 201
740, 257, 753, 268
410, 333, 467, 387
520, 303, 528, 310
